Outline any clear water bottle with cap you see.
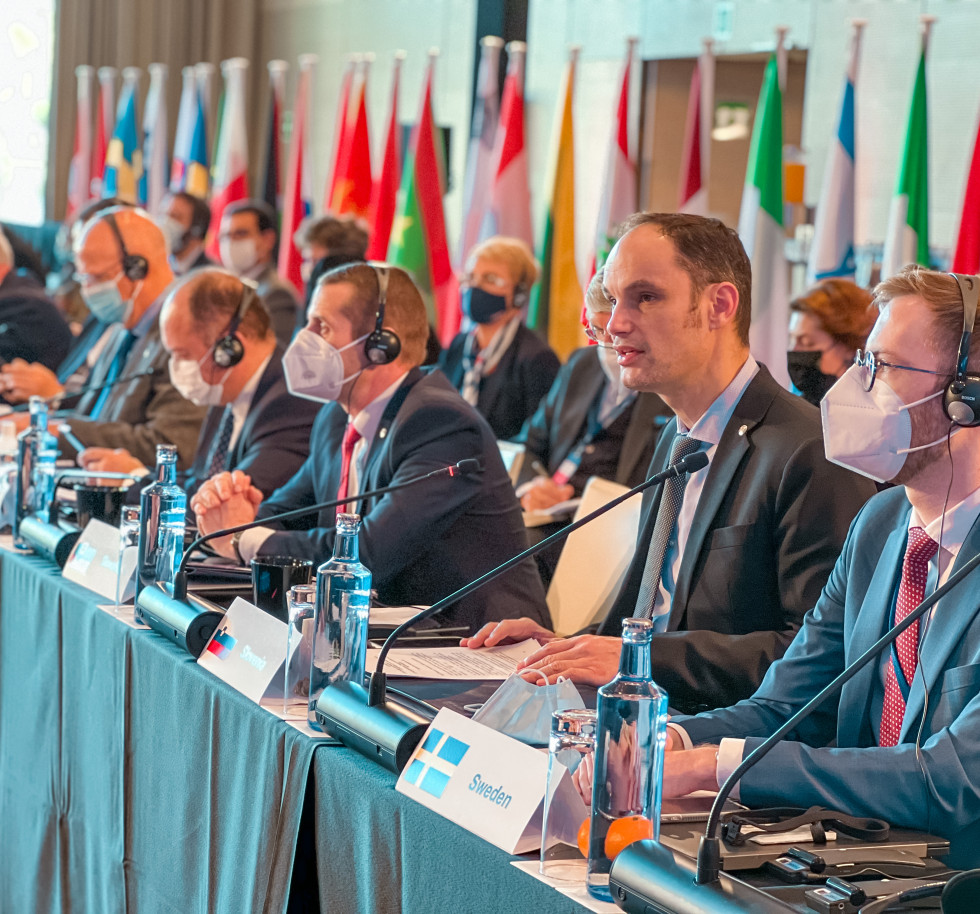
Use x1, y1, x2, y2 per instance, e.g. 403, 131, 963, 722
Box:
135, 444, 186, 617
307, 512, 372, 731
586, 617, 669, 901
14, 396, 58, 547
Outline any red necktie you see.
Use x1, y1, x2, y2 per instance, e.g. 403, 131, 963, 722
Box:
879, 526, 938, 747
336, 423, 362, 516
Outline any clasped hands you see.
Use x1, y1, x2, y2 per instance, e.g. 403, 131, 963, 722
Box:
189, 470, 264, 558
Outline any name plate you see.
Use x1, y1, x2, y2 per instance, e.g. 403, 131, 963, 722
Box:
62, 519, 136, 603
397, 708, 555, 854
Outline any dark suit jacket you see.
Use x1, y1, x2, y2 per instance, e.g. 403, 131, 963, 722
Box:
59, 314, 208, 470
598, 366, 877, 713
255, 264, 301, 349
256, 367, 551, 632
183, 348, 320, 498
0, 270, 72, 370
519, 346, 673, 490
676, 488, 980, 870
439, 322, 561, 440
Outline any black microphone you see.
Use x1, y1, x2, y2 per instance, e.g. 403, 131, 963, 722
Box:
7, 367, 159, 413
315, 451, 710, 773
608, 545, 980, 912
136, 459, 484, 655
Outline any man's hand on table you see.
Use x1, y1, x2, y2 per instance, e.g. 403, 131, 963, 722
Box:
0, 360, 64, 404
190, 470, 263, 559
663, 744, 719, 797
519, 476, 574, 512
78, 447, 145, 474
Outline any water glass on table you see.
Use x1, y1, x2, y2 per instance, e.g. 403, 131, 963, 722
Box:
115, 504, 141, 608
284, 583, 316, 718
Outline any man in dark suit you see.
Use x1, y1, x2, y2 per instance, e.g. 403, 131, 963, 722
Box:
191, 263, 549, 633
158, 191, 215, 275
464, 213, 876, 712
440, 236, 560, 440
82, 269, 320, 499
663, 267, 980, 869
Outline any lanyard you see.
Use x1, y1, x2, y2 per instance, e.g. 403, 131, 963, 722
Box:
552, 392, 635, 486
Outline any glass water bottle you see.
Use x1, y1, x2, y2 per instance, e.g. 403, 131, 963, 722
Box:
135, 444, 186, 617
14, 396, 57, 547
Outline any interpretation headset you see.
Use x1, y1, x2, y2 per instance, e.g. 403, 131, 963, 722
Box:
212, 281, 258, 369
944, 273, 980, 426
363, 263, 402, 365
103, 211, 149, 281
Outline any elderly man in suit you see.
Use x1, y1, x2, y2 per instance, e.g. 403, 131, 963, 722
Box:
464, 213, 876, 713
663, 266, 980, 869
191, 262, 549, 633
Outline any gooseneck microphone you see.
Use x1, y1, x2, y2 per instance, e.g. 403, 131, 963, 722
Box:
608, 543, 980, 913
315, 451, 710, 772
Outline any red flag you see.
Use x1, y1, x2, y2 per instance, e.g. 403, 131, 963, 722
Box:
90, 67, 116, 199
366, 51, 404, 260
66, 66, 94, 223
207, 58, 250, 260
329, 58, 373, 220
678, 40, 714, 216
262, 60, 288, 219
278, 55, 316, 296
324, 57, 355, 213
953, 110, 980, 273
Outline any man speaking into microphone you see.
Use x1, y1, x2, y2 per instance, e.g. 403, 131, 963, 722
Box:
191, 263, 549, 632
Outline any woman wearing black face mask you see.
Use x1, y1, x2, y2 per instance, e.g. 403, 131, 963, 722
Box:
439, 236, 560, 439
787, 278, 874, 406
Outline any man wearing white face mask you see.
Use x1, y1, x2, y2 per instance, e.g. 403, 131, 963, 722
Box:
157, 191, 214, 276
218, 199, 300, 348
82, 269, 320, 496
659, 266, 980, 870
190, 262, 550, 633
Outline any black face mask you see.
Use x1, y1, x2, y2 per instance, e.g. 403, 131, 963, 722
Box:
787, 350, 840, 407
462, 286, 508, 325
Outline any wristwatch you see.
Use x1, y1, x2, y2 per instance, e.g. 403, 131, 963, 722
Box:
231, 530, 245, 564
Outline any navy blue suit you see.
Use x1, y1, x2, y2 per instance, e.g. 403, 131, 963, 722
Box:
0, 270, 72, 370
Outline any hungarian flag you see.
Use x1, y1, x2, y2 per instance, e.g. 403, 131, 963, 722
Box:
457, 35, 502, 263
324, 56, 355, 213
678, 39, 714, 216
262, 60, 288, 221
593, 36, 638, 272
140, 63, 170, 213
881, 19, 934, 279
90, 67, 116, 200
207, 57, 250, 260
738, 53, 789, 388
486, 41, 532, 249
329, 57, 373, 220
278, 54, 317, 296
388, 52, 458, 344
807, 21, 865, 284
103, 68, 142, 204
66, 65, 94, 224
366, 51, 404, 260
529, 47, 583, 361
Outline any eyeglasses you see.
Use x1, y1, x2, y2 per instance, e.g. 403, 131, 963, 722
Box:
462, 271, 509, 291
853, 349, 948, 392
584, 320, 615, 348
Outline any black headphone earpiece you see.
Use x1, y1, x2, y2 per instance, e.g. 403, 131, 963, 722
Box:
363, 263, 402, 365
512, 283, 529, 309
212, 282, 257, 369
944, 273, 980, 427
103, 211, 149, 281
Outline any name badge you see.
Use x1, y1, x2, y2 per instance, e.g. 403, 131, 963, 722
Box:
62, 518, 137, 602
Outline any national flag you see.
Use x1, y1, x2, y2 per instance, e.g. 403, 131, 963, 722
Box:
388, 51, 459, 344
102, 68, 142, 204
457, 35, 502, 263
485, 40, 533, 249
206, 628, 236, 659
678, 39, 714, 216
324, 56, 355, 213
529, 46, 583, 361
329, 57, 373, 220
881, 18, 934, 279
807, 22, 865, 284
366, 51, 405, 260
953, 109, 980, 274
170, 67, 197, 193
183, 89, 211, 200
66, 65, 94, 224
140, 63, 170, 212
262, 60, 288, 220
594, 36, 638, 272
738, 53, 789, 388
207, 57, 250, 260
278, 54, 317, 296
90, 67, 116, 199
195, 62, 217, 139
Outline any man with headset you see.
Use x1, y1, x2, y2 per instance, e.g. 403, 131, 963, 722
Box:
157, 190, 215, 276
191, 262, 551, 632
49, 206, 207, 470
81, 269, 321, 498
660, 266, 980, 869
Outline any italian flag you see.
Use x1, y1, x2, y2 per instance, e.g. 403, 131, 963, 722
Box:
881, 20, 933, 279
737, 53, 789, 389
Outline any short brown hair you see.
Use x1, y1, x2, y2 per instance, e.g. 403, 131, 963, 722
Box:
296, 214, 369, 258
790, 278, 874, 352
465, 235, 539, 293
617, 212, 752, 344
874, 265, 979, 371
317, 263, 428, 366
180, 269, 271, 340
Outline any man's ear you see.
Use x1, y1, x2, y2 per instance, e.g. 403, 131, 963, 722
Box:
706, 282, 739, 330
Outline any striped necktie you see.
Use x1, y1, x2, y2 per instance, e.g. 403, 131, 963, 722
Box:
203, 405, 235, 479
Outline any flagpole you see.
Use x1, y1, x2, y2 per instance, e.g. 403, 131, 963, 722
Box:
774, 26, 789, 92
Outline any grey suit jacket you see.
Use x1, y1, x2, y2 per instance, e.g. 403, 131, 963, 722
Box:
676, 486, 980, 869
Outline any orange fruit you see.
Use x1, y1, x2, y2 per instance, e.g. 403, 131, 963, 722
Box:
576, 817, 590, 857
604, 815, 654, 859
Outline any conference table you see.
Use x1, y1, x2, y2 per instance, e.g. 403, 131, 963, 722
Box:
0, 546, 590, 913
